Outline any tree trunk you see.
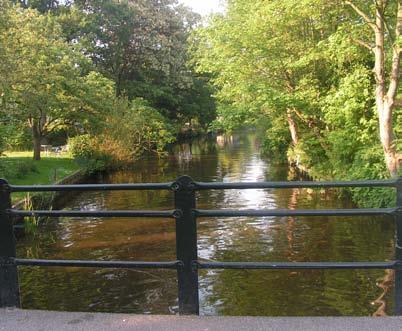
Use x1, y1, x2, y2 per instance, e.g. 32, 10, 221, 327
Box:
379, 101, 400, 176
287, 110, 299, 146
374, 2, 402, 177
32, 123, 42, 161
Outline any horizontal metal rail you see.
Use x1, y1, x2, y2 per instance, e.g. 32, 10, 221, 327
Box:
195, 208, 398, 218
195, 261, 402, 270
14, 259, 182, 269
195, 179, 398, 190
9, 182, 175, 193
2, 175, 402, 315
8, 179, 399, 193
9, 210, 180, 219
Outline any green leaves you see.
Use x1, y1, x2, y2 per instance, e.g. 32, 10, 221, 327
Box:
0, 5, 116, 159
1, 1, 216, 162
191, 0, 400, 205
191, 0, 340, 129
71, 0, 208, 122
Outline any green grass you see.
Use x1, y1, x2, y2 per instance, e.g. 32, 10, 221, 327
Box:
1, 151, 80, 202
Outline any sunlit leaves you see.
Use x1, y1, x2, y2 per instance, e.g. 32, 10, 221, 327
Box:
0, 5, 115, 158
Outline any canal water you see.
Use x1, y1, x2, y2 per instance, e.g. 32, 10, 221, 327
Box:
16, 132, 396, 316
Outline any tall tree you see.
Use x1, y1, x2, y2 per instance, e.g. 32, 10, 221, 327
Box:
0, 6, 115, 160
191, 0, 339, 145
72, 0, 202, 118
344, 1, 402, 176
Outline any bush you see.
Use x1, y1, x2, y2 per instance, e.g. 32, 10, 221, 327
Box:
126, 98, 176, 154
346, 146, 395, 208
69, 99, 177, 172
68, 134, 112, 173
102, 98, 176, 159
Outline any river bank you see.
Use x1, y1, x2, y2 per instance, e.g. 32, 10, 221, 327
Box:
1, 152, 80, 203
7, 131, 213, 224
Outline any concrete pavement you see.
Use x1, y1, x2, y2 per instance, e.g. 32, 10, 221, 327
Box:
1, 309, 402, 331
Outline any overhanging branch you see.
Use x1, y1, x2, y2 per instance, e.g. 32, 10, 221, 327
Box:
352, 38, 374, 51
344, 1, 377, 31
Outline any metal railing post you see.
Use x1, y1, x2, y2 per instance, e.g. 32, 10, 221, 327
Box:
0, 179, 20, 307
173, 176, 199, 315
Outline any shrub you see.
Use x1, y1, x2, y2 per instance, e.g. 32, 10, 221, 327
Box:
68, 99, 177, 172
346, 146, 395, 208
127, 98, 176, 154
68, 134, 112, 173
103, 98, 176, 159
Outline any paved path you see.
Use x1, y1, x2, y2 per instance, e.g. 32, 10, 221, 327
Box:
1, 309, 402, 331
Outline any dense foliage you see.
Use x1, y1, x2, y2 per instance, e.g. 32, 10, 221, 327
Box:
3, 0, 402, 208
69, 98, 177, 173
0, 0, 216, 164
191, 0, 402, 206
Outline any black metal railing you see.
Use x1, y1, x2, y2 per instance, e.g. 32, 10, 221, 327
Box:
1, 175, 402, 315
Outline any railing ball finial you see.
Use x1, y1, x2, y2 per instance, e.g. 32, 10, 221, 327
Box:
173, 176, 197, 192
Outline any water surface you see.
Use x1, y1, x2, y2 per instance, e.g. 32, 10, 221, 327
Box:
16, 133, 396, 316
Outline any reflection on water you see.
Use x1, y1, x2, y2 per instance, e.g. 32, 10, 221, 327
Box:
16, 132, 396, 316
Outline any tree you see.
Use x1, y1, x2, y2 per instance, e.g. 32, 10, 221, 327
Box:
16, 0, 217, 128
191, 0, 401, 204
0, 1, 17, 104
344, 1, 402, 176
0, 1, 20, 154
72, 0, 209, 121
191, 0, 339, 146
0, 6, 115, 160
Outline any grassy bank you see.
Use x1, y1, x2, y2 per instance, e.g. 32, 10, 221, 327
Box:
1, 151, 80, 202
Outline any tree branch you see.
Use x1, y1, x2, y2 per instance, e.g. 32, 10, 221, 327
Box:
42, 117, 60, 135
352, 38, 375, 51
27, 115, 33, 128
344, 1, 377, 31
386, 2, 402, 102
376, 0, 395, 44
